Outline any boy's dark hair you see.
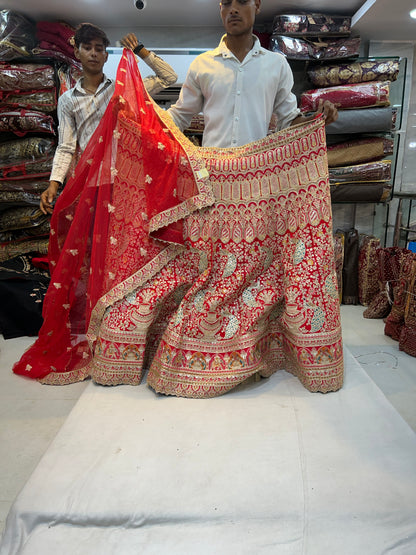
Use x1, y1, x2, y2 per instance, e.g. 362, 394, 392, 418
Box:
73, 23, 110, 48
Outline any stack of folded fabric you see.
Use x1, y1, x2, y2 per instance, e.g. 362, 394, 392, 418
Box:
269, 13, 360, 61
0, 9, 36, 61
33, 20, 81, 70
0, 61, 57, 262
301, 58, 401, 202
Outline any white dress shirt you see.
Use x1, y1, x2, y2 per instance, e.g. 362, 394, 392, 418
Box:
50, 51, 177, 184
167, 35, 300, 148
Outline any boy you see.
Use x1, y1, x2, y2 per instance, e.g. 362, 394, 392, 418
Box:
40, 23, 177, 214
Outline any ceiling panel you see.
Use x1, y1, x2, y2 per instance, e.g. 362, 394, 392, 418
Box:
0, 0, 415, 41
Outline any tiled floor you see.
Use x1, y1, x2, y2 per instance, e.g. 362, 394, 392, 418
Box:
0, 304, 415, 535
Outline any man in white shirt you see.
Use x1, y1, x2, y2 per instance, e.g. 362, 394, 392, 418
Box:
168, 0, 337, 148
40, 23, 177, 214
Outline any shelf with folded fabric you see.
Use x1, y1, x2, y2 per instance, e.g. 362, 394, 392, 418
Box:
298, 56, 407, 206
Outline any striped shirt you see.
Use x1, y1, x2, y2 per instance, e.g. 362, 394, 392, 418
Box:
50, 51, 177, 184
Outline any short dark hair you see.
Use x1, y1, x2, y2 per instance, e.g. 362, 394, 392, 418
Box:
73, 23, 110, 48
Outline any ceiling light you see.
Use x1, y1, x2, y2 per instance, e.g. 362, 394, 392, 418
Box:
410, 9, 416, 19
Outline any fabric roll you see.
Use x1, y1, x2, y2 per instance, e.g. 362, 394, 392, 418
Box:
269, 35, 361, 61
358, 235, 381, 306
329, 160, 391, 184
330, 183, 390, 203
272, 14, 351, 37
341, 228, 359, 305
301, 82, 390, 112
327, 137, 394, 167
325, 108, 394, 135
0, 62, 55, 90
0, 9, 36, 60
0, 236, 48, 262
0, 109, 55, 135
0, 88, 57, 112
0, 190, 41, 210
307, 59, 400, 87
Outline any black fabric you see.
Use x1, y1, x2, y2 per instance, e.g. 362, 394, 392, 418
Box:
0, 252, 49, 338
339, 228, 359, 305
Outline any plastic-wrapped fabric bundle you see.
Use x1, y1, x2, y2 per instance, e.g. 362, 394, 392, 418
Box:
0, 236, 49, 263
0, 179, 49, 193
330, 183, 391, 203
0, 109, 55, 136
325, 107, 395, 134
272, 14, 351, 37
307, 59, 400, 87
0, 88, 57, 112
300, 82, 390, 112
0, 10, 36, 60
269, 35, 361, 61
0, 136, 55, 180
0, 62, 55, 90
328, 160, 391, 184
327, 136, 394, 167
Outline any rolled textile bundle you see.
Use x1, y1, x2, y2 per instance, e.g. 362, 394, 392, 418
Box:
307, 59, 400, 87
327, 136, 394, 167
300, 81, 390, 112
0, 10, 36, 61
325, 107, 395, 134
0, 88, 57, 112
0, 189, 42, 210
0, 109, 55, 136
0, 179, 49, 193
269, 35, 361, 61
0, 235, 49, 263
358, 235, 381, 306
0, 136, 56, 165
0, 62, 55, 91
330, 183, 391, 203
272, 14, 351, 37
328, 160, 391, 184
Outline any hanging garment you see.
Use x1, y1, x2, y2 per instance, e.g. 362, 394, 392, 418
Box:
13, 50, 343, 396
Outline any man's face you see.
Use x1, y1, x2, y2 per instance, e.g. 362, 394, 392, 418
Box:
220, 0, 261, 36
74, 39, 108, 74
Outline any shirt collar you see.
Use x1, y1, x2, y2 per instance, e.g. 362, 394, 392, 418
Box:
215, 34, 263, 59
74, 74, 112, 94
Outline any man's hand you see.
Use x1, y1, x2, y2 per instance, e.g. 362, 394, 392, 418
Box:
316, 99, 338, 126
40, 181, 59, 215
120, 33, 140, 51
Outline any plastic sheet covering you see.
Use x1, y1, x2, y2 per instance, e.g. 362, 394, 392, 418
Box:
0, 62, 55, 90
0, 206, 47, 232
272, 13, 351, 37
0, 109, 55, 136
301, 81, 390, 112
269, 35, 361, 61
307, 59, 400, 87
327, 136, 394, 167
328, 160, 391, 184
0, 10, 36, 61
330, 183, 391, 203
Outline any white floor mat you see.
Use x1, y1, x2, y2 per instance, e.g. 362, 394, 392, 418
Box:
1, 347, 416, 555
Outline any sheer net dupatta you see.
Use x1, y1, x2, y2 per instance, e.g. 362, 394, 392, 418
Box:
13, 49, 214, 384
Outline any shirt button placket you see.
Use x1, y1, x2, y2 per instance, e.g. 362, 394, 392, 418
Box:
232, 66, 243, 146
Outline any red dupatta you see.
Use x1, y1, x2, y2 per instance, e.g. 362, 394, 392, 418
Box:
13, 49, 214, 382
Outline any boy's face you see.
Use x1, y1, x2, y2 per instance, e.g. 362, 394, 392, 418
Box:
74, 39, 108, 74
220, 0, 261, 36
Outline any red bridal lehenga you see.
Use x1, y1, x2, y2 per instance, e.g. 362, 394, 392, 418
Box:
13, 50, 344, 397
